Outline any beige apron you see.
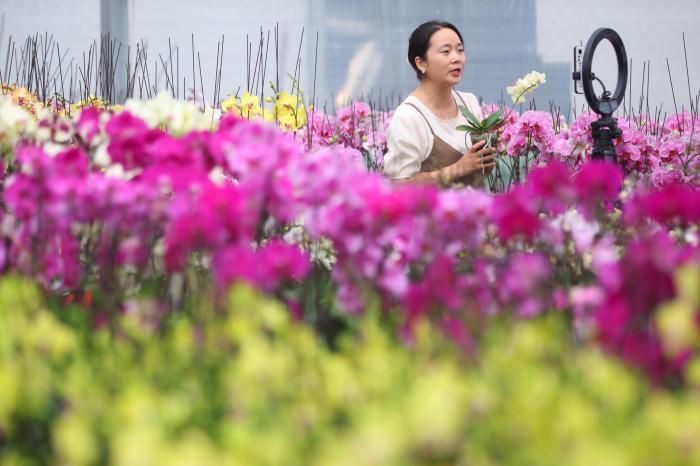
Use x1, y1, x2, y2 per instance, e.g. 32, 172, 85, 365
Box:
404, 93, 484, 188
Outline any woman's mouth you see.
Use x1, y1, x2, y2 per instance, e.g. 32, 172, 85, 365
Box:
450, 69, 462, 77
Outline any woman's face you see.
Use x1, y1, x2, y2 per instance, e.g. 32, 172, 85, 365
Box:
416, 28, 465, 85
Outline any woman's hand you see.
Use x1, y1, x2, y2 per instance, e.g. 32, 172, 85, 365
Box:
437, 140, 496, 185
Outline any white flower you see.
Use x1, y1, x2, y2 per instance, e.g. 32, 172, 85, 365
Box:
124, 91, 220, 136
550, 209, 599, 254
0, 95, 36, 155
506, 71, 546, 104
93, 143, 111, 167
684, 225, 698, 246
208, 166, 227, 185
282, 220, 337, 270
104, 164, 141, 180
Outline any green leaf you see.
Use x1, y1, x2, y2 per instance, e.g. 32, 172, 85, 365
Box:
458, 105, 483, 128
483, 108, 506, 128
456, 124, 480, 132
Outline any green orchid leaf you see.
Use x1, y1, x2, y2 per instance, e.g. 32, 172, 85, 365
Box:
484, 108, 506, 128
458, 105, 483, 128
456, 124, 481, 133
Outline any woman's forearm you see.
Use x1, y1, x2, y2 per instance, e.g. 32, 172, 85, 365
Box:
393, 169, 447, 186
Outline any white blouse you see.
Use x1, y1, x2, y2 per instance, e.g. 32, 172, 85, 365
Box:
384, 91, 484, 179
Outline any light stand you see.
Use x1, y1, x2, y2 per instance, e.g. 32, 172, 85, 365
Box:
572, 28, 628, 164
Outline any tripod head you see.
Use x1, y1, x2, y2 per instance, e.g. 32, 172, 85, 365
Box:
591, 115, 622, 163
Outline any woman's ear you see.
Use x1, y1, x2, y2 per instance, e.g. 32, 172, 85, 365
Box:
414, 56, 426, 75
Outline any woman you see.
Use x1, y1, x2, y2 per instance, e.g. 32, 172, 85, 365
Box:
384, 21, 496, 188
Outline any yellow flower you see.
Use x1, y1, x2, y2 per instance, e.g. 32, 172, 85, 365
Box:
272, 92, 306, 129
656, 301, 699, 357
295, 106, 307, 128
11, 86, 39, 106
278, 114, 299, 132
275, 92, 300, 116
262, 107, 275, 123
220, 95, 241, 116
53, 412, 99, 466
239, 92, 261, 119
69, 95, 107, 114
685, 358, 700, 388
0, 361, 20, 426
655, 264, 700, 357
675, 264, 700, 305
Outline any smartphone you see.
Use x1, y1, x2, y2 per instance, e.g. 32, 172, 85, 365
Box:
573, 46, 584, 94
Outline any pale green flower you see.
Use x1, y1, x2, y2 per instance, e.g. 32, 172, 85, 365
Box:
507, 70, 547, 104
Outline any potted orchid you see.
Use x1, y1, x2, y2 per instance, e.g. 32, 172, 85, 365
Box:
457, 70, 546, 147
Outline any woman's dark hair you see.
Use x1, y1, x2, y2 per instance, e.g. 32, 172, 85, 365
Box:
407, 21, 464, 80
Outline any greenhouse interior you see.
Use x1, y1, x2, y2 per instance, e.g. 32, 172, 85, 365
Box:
1, 1, 699, 464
